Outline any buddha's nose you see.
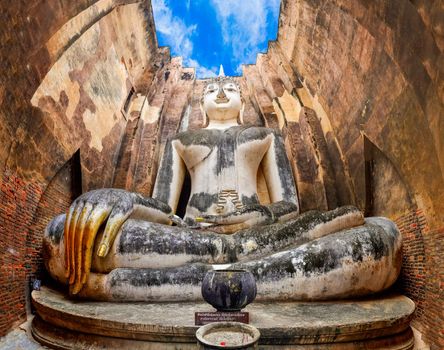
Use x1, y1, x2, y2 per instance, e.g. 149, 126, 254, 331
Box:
217, 87, 227, 99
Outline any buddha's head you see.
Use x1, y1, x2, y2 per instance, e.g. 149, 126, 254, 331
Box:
201, 77, 244, 127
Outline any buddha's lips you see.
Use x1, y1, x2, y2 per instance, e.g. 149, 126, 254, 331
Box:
215, 97, 229, 104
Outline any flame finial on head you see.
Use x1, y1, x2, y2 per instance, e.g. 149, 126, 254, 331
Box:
219, 64, 225, 77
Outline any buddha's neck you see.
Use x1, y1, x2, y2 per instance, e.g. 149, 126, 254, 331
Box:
206, 118, 239, 130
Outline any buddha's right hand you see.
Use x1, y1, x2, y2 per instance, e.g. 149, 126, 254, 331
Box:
64, 189, 172, 295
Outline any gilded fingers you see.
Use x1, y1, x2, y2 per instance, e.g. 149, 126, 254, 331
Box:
66, 201, 82, 281
68, 202, 86, 284
70, 204, 93, 294
81, 209, 110, 284
62, 190, 171, 295
63, 189, 114, 295
95, 196, 174, 258
64, 205, 75, 278
97, 210, 131, 258
68, 204, 111, 294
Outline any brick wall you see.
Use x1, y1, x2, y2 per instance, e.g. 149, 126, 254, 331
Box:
0, 158, 76, 336
395, 209, 428, 319
422, 227, 444, 349
395, 209, 444, 349
0, 169, 44, 335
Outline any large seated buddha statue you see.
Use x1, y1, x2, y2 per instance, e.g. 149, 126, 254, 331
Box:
43, 76, 401, 302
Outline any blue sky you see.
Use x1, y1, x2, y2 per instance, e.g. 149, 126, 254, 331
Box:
152, 0, 281, 78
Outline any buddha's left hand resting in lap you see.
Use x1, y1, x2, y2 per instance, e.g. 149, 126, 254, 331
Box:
43, 77, 402, 301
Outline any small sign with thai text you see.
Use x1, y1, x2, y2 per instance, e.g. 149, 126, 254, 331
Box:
195, 311, 249, 325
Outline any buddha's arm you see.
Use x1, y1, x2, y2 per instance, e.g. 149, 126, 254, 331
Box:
64, 140, 186, 295
152, 139, 186, 214
64, 189, 173, 295
261, 130, 299, 210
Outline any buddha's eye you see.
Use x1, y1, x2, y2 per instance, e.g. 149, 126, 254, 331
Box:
224, 84, 237, 92
206, 85, 218, 94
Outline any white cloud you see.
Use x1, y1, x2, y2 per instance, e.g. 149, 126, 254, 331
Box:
152, 0, 196, 58
152, 0, 280, 78
152, 0, 216, 78
186, 58, 217, 78
210, 0, 280, 66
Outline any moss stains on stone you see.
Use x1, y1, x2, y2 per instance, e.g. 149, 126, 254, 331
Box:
47, 214, 66, 245
188, 192, 219, 212
351, 239, 364, 262
271, 130, 298, 203
109, 264, 210, 290
153, 139, 174, 204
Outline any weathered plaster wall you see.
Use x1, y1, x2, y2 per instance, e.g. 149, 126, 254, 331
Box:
277, 0, 444, 226
273, 1, 444, 347
0, 0, 164, 334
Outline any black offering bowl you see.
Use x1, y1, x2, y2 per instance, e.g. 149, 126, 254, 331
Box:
201, 269, 257, 312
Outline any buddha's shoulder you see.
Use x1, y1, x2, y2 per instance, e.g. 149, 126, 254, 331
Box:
237, 126, 279, 143
171, 126, 280, 146
171, 129, 221, 147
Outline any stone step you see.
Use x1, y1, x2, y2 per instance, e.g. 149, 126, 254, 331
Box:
31, 286, 415, 349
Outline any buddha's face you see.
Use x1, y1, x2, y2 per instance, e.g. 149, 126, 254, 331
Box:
203, 80, 242, 122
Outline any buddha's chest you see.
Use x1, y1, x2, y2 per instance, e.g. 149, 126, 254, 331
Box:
173, 128, 272, 174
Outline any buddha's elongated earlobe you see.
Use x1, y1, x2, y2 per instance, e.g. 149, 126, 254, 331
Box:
200, 100, 208, 127
238, 102, 245, 125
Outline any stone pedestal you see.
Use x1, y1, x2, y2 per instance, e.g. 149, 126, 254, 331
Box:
31, 287, 415, 349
